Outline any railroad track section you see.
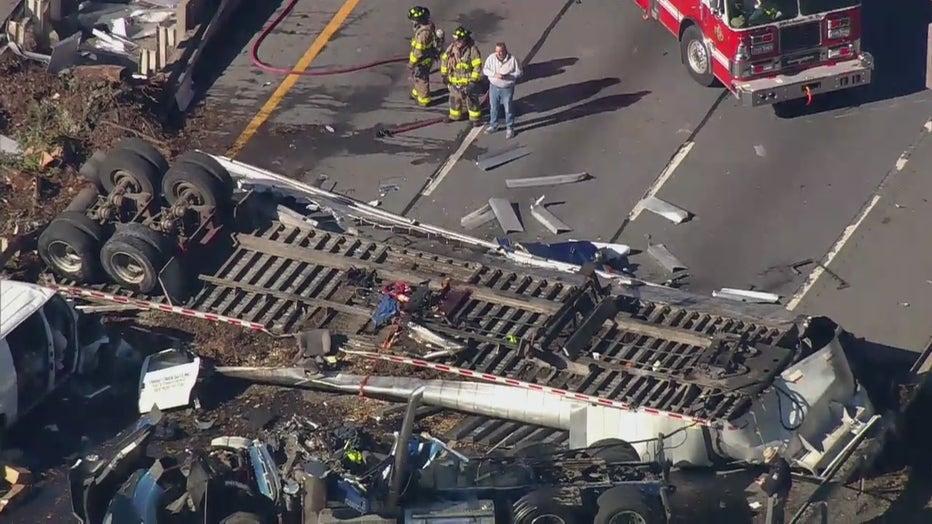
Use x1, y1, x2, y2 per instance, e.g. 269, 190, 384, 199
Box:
51, 220, 799, 439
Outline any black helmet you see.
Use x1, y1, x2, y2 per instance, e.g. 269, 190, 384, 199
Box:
452, 26, 471, 41
408, 6, 430, 23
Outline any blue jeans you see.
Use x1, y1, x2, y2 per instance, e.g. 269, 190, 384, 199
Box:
489, 84, 515, 130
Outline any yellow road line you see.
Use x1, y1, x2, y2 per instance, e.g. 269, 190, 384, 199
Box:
226, 0, 361, 158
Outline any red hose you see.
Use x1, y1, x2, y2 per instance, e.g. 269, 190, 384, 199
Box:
250, 0, 407, 76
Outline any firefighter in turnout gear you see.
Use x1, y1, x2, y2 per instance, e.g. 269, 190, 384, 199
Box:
407, 6, 442, 107
440, 26, 483, 125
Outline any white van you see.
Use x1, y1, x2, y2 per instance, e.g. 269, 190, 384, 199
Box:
0, 280, 111, 433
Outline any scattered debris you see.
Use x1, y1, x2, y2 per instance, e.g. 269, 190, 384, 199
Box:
138, 348, 201, 413
639, 195, 691, 224
754, 144, 767, 157
0, 135, 21, 155
712, 288, 781, 304
488, 197, 524, 233
516, 240, 631, 272
378, 183, 399, 196
476, 144, 530, 171
529, 195, 572, 234
459, 202, 496, 230
647, 242, 687, 273
0, 465, 32, 514
505, 172, 589, 189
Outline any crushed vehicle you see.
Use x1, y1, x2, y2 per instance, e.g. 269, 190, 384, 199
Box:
72, 386, 674, 523
37, 144, 932, 499
638, 0, 872, 107
0, 279, 131, 441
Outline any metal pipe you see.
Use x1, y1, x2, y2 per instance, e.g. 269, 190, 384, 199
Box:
214, 368, 585, 429
387, 386, 425, 510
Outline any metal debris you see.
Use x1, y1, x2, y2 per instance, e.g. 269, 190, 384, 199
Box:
406, 322, 466, 357
529, 196, 572, 235
647, 243, 687, 273
476, 144, 530, 171
754, 145, 767, 157
639, 196, 691, 224
488, 198, 524, 234
505, 172, 589, 189
460, 203, 496, 230
713, 288, 780, 304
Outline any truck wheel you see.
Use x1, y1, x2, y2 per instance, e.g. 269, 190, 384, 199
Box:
174, 150, 234, 193
594, 486, 665, 524
38, 211, 108, 283
512, 489, 579, 524
115, 137, 169, 175
589, 438, 641, 462
162, 163, 231, 209
681, 25, 715, 87
98, 148, 163, 197
100, 225, 171, 294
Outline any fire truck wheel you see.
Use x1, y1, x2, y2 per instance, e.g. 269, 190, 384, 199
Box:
98, 148, 164, 198
594, 486, 665, 524
162, 162, 231, 209
588, 438, 641, 462
174, 150, 235, 194
512, 489, 580, 524
115, 137, 170, 175
39, 211, 108, 284
680, 25, 714, 87
100, 226, 171, 294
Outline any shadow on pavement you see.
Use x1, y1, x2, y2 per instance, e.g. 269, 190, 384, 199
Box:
522, 57, 579, 82
180, 0, 285, 118
517, 90, 650, 133
774, 0, 930, 119
516, 77, 621, 115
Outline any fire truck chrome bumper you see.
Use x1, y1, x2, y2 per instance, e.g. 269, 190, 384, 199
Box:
734, 52, 874, 107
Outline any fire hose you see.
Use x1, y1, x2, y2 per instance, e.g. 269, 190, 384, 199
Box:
250, 0, 489, 137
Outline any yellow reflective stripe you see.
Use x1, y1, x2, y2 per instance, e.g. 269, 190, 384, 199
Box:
409, 53, 419, 63
468, 109, 482, 119
449, 109, 462, 117
411, 40, 432, 50
450, 78, 469, 85
455, 63, 470, 70
470, 58, 482, 67
470, 72, 481, 81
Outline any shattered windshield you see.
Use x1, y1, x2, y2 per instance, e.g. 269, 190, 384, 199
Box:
729, 0, 799, 28
799, 0, 858, 15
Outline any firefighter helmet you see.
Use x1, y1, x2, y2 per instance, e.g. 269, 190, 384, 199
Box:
452, 26, 471, 41
407, 6, 430, 23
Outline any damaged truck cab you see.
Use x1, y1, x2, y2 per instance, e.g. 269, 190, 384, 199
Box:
0, 280, 110, 435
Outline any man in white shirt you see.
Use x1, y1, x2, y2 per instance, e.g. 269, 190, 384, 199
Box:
482, 42, 522, 139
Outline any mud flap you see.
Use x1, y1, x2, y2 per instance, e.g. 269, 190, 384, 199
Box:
158, 256, 189, 305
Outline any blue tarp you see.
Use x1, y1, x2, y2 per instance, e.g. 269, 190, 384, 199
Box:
372, 295, 400, 327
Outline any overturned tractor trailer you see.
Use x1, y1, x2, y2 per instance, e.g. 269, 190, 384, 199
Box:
34, 146, 927, 481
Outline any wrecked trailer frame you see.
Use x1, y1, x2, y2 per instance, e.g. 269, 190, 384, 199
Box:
40, 147, 912, 489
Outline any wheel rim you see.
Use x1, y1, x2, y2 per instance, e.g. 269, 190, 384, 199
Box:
109, 252, 148, 284
113, 170, 143, 192
48, 240, 84, 273
173, 181, 209, 205
530, 515, 566, 524
608, 511, 648, 524
687, 39, 709, 74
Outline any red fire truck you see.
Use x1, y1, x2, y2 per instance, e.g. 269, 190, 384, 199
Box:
639, 0, 873, 106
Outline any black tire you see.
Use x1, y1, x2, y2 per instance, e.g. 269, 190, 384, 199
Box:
78, 150, 107, 189
175, 150, 234, 193
589, 438, 641, 462
100, 226, 171, 294
680, 25, 715, 87
219, 512, 265, 524
594, 486, 666, 524
38, 211, 107, 283
115, 137, 169, 175
162, 162, 230, 208
97, 148, 164, 196
512, 489, 580, 524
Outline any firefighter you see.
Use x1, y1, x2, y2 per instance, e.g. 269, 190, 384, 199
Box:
407, 6, 442, 107
440, 26, 484, 126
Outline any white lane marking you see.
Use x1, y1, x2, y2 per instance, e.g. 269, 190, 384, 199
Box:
895, 153, 910, 171
421, 126, 483, 197
628, 140, 695, 221
785, 194, 881, 311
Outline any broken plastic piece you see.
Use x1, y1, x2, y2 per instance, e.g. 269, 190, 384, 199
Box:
137, 349, 200, 414
639, 196, 691, 224
712, 288, 780, 304
488, 198, 524, 234
505, 172, 589, 189
647, 243, 686, 273
476, 144, 530, 171
529, 196, 572, 234
460, 203, 496, 230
